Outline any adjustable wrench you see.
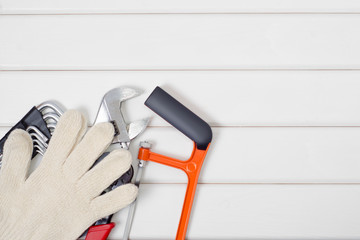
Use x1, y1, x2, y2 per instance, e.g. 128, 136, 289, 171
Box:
84, 87, 149, 240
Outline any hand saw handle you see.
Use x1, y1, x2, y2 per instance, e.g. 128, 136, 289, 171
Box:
142, 86, 212, 240
85, 223, 115, 240
145, 87, 212, 150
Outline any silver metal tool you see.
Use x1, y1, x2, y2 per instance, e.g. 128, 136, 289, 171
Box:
94, 87, 141, 146
31, 102, 63, 154
0, 101, 64, 168
84, 87, 149, 240
37, 101, 63, 134
122, 141, 151, 239
37, 101, 64, 116
128, 119, 150, 140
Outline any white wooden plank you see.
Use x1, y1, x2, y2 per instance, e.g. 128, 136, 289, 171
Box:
2, 0, 360, 14
134, 127, 360, 183
1, 15, 360, 70
109, 184, 360, 239
2, 71, 360, 126
3, 126, 360, 183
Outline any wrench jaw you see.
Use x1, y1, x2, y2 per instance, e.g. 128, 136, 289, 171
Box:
103, 87, 142, 104
93, 87, 142, 125
93, 101, 111, 125
94, 87, 143, 145
128, 118, 151, 141
103, 88, 141, 144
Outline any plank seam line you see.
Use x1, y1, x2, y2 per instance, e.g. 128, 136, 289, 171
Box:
3, 69, 360, 72
2, 12, 360, 16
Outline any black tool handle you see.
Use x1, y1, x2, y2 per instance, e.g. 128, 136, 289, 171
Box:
0, 107, 51, 158
145, 87, 212, 150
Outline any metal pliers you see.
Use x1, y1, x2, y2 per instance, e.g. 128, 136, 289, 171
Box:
84, 87, 149, 240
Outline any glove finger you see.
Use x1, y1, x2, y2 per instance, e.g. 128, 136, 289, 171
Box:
0, 129, 32, 188
63, 122, 114, 181
78, 149, 132, 199
90, 184, 138, 220
42, 110, 87, 167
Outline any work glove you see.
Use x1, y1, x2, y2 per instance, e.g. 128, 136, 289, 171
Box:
0, 110, 138, 240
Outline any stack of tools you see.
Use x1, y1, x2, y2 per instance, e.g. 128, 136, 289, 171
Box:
0, 86, 212, 240
0, 101, 64, 168
83, 87, 150, 240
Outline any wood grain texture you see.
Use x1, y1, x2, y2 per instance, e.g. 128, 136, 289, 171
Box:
1, 0, 360, 14
2, 125, 360, 183
1, 15, 360, 70
1, 71, 360, 126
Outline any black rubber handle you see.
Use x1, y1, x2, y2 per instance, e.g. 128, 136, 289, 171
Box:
145, 87, 212, 150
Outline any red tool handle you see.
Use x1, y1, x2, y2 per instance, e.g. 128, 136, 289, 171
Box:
85, 223, 115, 240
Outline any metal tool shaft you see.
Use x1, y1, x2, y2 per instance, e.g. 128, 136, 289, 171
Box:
123, 142, 150, 240
123, 160, 145, 240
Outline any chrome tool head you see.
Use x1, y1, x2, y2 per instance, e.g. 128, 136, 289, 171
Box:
94, 87, 144, 145
128, 118, 150, 140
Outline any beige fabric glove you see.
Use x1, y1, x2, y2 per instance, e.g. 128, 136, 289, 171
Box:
0, 110, 138, 240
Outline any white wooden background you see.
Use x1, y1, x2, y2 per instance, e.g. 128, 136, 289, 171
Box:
2, 1, 360, 239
